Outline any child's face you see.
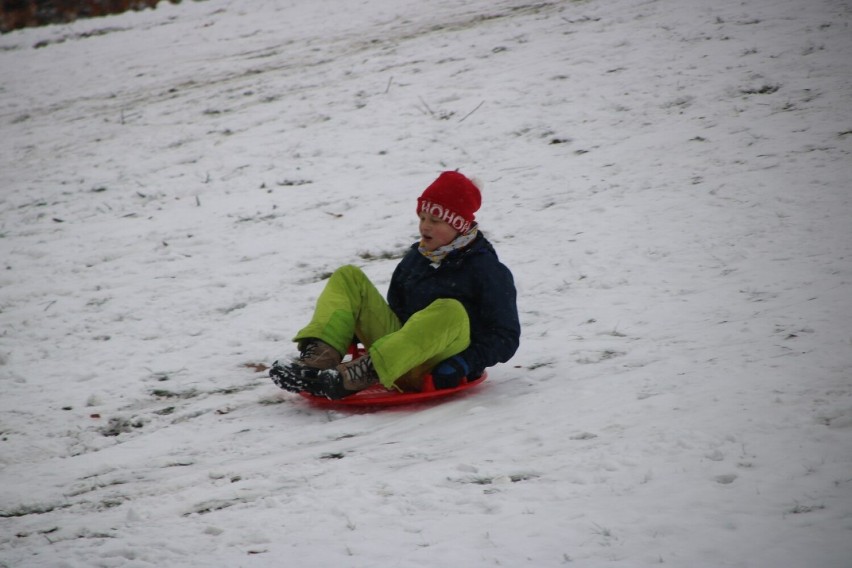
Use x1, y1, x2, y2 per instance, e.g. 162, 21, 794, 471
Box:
418, 212, 459, 251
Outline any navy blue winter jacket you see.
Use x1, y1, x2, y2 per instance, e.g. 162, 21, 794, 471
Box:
387, 232, 521, 378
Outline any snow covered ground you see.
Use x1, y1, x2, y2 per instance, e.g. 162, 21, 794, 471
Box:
1, 0, 851, 566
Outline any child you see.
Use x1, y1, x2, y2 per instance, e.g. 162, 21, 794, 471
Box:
270, 170, 520, 399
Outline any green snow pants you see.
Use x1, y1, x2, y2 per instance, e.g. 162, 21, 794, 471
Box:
293, 265, 470, 390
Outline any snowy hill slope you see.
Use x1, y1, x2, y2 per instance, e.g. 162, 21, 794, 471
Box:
1, 0, 851, 566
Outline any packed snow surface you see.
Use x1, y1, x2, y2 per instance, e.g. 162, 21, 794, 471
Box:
1, 0, 851, 566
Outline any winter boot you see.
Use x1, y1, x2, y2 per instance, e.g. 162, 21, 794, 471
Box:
269, 339, 341, 392
295, 339, 342, 370
269, 360, 309, 392
313, 355, 380, 400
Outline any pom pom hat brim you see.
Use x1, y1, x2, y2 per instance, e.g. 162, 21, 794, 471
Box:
416, 171, 482, 234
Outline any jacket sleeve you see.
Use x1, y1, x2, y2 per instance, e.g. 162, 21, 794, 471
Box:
459, 259, 521, 377
387, 248, 413, 321
387, 263, 403, 317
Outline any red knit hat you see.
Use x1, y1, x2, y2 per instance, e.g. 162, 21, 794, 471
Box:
416, 171, 482, 234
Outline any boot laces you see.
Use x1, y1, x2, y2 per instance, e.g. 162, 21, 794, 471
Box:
349, 356, 372, 381
299, 341, 319, 362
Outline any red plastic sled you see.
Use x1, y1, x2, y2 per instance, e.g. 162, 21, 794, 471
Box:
299, 372, 487, 407
298, 345, 487, 407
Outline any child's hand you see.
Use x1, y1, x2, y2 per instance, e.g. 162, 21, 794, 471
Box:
432, 356, 470, 389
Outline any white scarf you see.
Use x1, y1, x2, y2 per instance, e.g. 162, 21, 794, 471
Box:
418, 226, 479, 267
